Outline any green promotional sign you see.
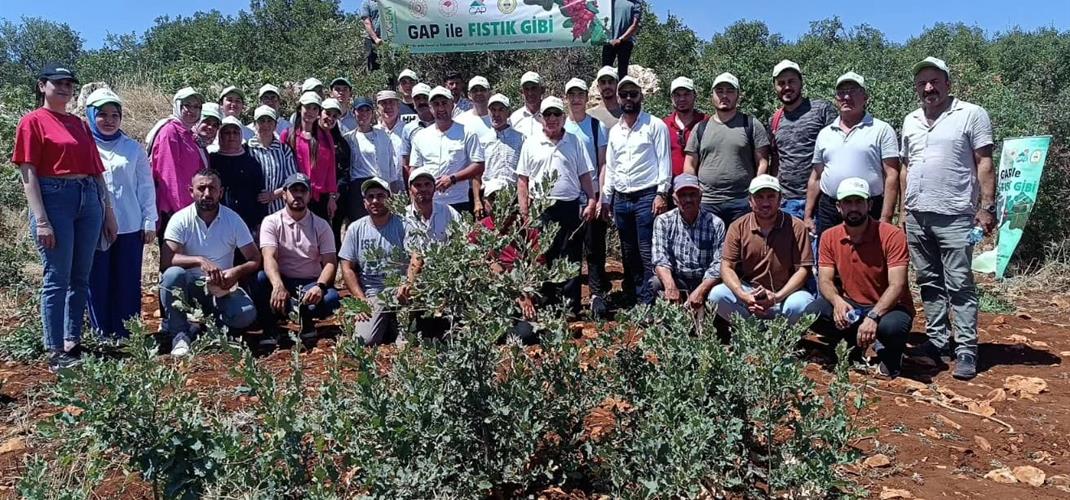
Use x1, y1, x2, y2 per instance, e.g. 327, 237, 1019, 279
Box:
994, 135, 1052, 278
379, 0, 611, 54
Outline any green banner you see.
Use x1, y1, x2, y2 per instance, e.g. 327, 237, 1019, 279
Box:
379, 0, 611, 54
995, 135, 1052, 278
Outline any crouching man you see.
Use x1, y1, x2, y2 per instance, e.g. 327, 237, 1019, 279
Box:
810, 178, 915, 378
160, 169, 260, 356
254, 173, 341, 346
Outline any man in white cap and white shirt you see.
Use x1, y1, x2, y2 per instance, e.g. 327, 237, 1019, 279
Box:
329, 77, 358, 133
603, 76, 672, 306
564, 77, 611, 318
410, 86, 486, 214
400, 83, 435, 180
478, 93, 524, 216
683, 72, 771, 225
768, 60, 837, 219
510, 71, 546, 137
804, 71, 900, 240
397, 69, 420, 121
455, 75, 493, 137
251, 84, 292, 136
516, 96, 598, 314
376, 90, 406, 178
901, 56, 995, 380
587, 66, 623, 129
663, 76, 706, 178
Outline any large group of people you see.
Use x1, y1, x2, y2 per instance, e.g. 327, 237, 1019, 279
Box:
14, 54, 993, 383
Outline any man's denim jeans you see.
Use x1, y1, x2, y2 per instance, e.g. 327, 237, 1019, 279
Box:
612, 188, 657, 305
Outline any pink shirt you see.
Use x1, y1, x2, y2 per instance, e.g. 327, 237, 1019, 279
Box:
259, 209, 336, 280
281, 128, 336, 202
152, 119, 206, 214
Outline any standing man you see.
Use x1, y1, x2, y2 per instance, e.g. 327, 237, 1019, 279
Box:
410, 86, 486, 214
587, 66, 623, 129
359, 0, 383, 72
604, 0, 642, 80
683, 73, 771, 225
510, 72, 546, 137
159, 169, 260, 357
603, 76, 672, 306
811, 178, 915, 379
663, 76, 706, 178
805, 72, 900, 238
376, 90, 406, 180
707, 175, 815, 324
400, 83, 435, 180
565, 77, 611, 318
251, 84, 292, 136
339, 177, 409, 346
516, 96, 599, 315
455, 75, 492, 137
901, 57, 995, 380
478, 93, 525, 216
650, 173, 724, 312
445, 71, 474, 115
255, 173, 340, 346
397, 69, 420, 122
769, 60, 838, 218
330, 77, 357, 133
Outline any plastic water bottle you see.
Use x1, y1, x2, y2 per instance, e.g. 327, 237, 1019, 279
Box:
966, 226, 985, 245
844, 308, 862, 325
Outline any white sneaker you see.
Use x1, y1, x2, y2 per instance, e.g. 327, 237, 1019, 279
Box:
64, 340, 79, 352
171, 338, 190, 357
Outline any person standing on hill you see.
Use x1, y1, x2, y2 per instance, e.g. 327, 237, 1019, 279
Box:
663, 76, 706, 179
682, 73, 771, 226
12, 64, 117, 371
767, 60, 838, 219
149, 87, 208, 257
281, 93, 338, 224
603, 0, 643, 80
901, 57, 995, 380
400, 83, 435, 180
588, 66, 623, 129
360, 0, 383, 71
510, 72, 546, 138
247, 105, 298, 214
251, 84, 292, 136
83, 89, 157, 342
477, 93, 524, 217
210, 117, 268, 235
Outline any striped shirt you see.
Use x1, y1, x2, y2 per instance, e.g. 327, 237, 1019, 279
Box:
652, 208, 726, 282
480, 126, 524, 195
247, 136, 298, 213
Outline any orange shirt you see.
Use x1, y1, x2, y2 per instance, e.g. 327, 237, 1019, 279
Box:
819, 220, 914, 315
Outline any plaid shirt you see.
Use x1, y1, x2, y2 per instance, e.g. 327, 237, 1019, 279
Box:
652, 208, 726, 282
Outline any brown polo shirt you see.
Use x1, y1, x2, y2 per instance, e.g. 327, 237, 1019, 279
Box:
818, 220, 915, 315
722, 212, 813, 291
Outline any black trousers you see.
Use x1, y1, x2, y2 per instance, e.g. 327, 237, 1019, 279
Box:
541, 199, 583, 314
365, 38, 380, 72
811, 304, 913, 374
601, 40, 635, 79
584, 217, 609, 297
816, 192, 884, 236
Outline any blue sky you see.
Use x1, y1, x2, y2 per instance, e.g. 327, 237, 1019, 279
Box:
2, 0, 1065, 49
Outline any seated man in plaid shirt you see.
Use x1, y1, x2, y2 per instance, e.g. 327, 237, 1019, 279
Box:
649, 173, 726, 312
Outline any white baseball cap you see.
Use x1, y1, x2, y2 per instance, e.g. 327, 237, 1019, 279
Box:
488, 93, 511, 108
257, 84, 281, 99
617, 76, 642, 91
670, 76, 695, 93
174, 87, 203, 102
412, 83, 432, 98
86, 88, 122, 108
565, 78, 587, 93
253, 105, 277, 121
520, 71, 542, 86
836, 72, 866, 89
912, 56, 950, 78
321, 98, 342, 112
200, 103, 222, 121
398, 69, 419, 82
218, 86, 244, 101
301, 77, 324, 92
836, 177, 871, 200
299, 92, 323, 107
596, 66, 619, 82
540, 96, 565, 114
772, 60, 802, 79
220, 116, 244, 130
409, 166, 436, 183
360, 177, 391, 195
468, 75, 490, 90
429, 86, 453, 101
748, 174, 781, 194
376, 90, 399, 102
712, 72, 740, 90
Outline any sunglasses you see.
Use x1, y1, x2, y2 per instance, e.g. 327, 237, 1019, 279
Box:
619, 90, 641, 99
543, 110, 564, 117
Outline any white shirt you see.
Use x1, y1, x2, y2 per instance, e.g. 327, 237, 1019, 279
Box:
480, 126, 525, 196
812, 114, 899, 197
516, 130, 593, 201
403, 201, 461, 253
377, 119, 406, 179
509, 106, 544, 138
338, 110, 358, 134
95, 135, 157, 234
410, 121, 486, 205
400, 119, 431, 157
344, 127, 399, 187
164, 204, 254, 277
604, 112, 672, 197
456, 110, 492, 138
566, 115, 608, 186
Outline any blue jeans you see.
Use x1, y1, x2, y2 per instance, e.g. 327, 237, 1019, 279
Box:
780, 199, 807, 219
31, 177, 104, 351
707, 283, 815, 324
612, 187, 657, 305
89, 231, 144, 338
159, 266, 257, 336
253, 271, 341, 333
701, 197, 750, 226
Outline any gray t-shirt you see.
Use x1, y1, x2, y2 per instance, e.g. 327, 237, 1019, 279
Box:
773, 99, 837, 199
339, 215, 408, 296
611, 0, 643, 41
360, 0, 380, 36
685, 113, 771, 205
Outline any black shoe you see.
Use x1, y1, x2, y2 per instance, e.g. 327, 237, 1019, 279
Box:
910, 341, 951, 367
878, 360, 901, 379
48, 351, 82, 372
952, 352, 978, 380
591, 295, 608, 321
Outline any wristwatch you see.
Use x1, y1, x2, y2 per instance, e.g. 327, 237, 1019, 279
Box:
865, 310, 881, 322
315, 282, 329, 292
449, 174, 458, 186
983, 203, 997, 215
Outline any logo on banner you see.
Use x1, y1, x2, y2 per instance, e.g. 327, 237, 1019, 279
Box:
409, 0, 428, 17
497, 0, 517, 14
470, 0, 487, 14
440, 0, 458, 17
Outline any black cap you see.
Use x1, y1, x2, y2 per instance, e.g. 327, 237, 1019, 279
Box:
39, 63, 79, 84
283, 172, 311, 190
445, 71, 463, 81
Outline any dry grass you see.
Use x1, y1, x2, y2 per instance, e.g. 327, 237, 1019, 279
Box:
76, 78, 175, 144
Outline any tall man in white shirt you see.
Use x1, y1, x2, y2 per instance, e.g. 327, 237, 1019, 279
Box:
400, 83, 435, 181
510, 71, 546, 137
901, 57, 995, 380
376, 90, 406, 178
517, 96, 598, 314
455, 75, 492, 138
410, 86, 486, 214
478, 93, 525, 217
603, 76, 673, 306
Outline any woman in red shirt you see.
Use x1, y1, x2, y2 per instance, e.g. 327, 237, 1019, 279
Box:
282, 92, 338, 223
11, 64, 118, 372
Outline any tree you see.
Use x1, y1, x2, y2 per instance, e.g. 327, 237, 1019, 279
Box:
0, 18, 83, 88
